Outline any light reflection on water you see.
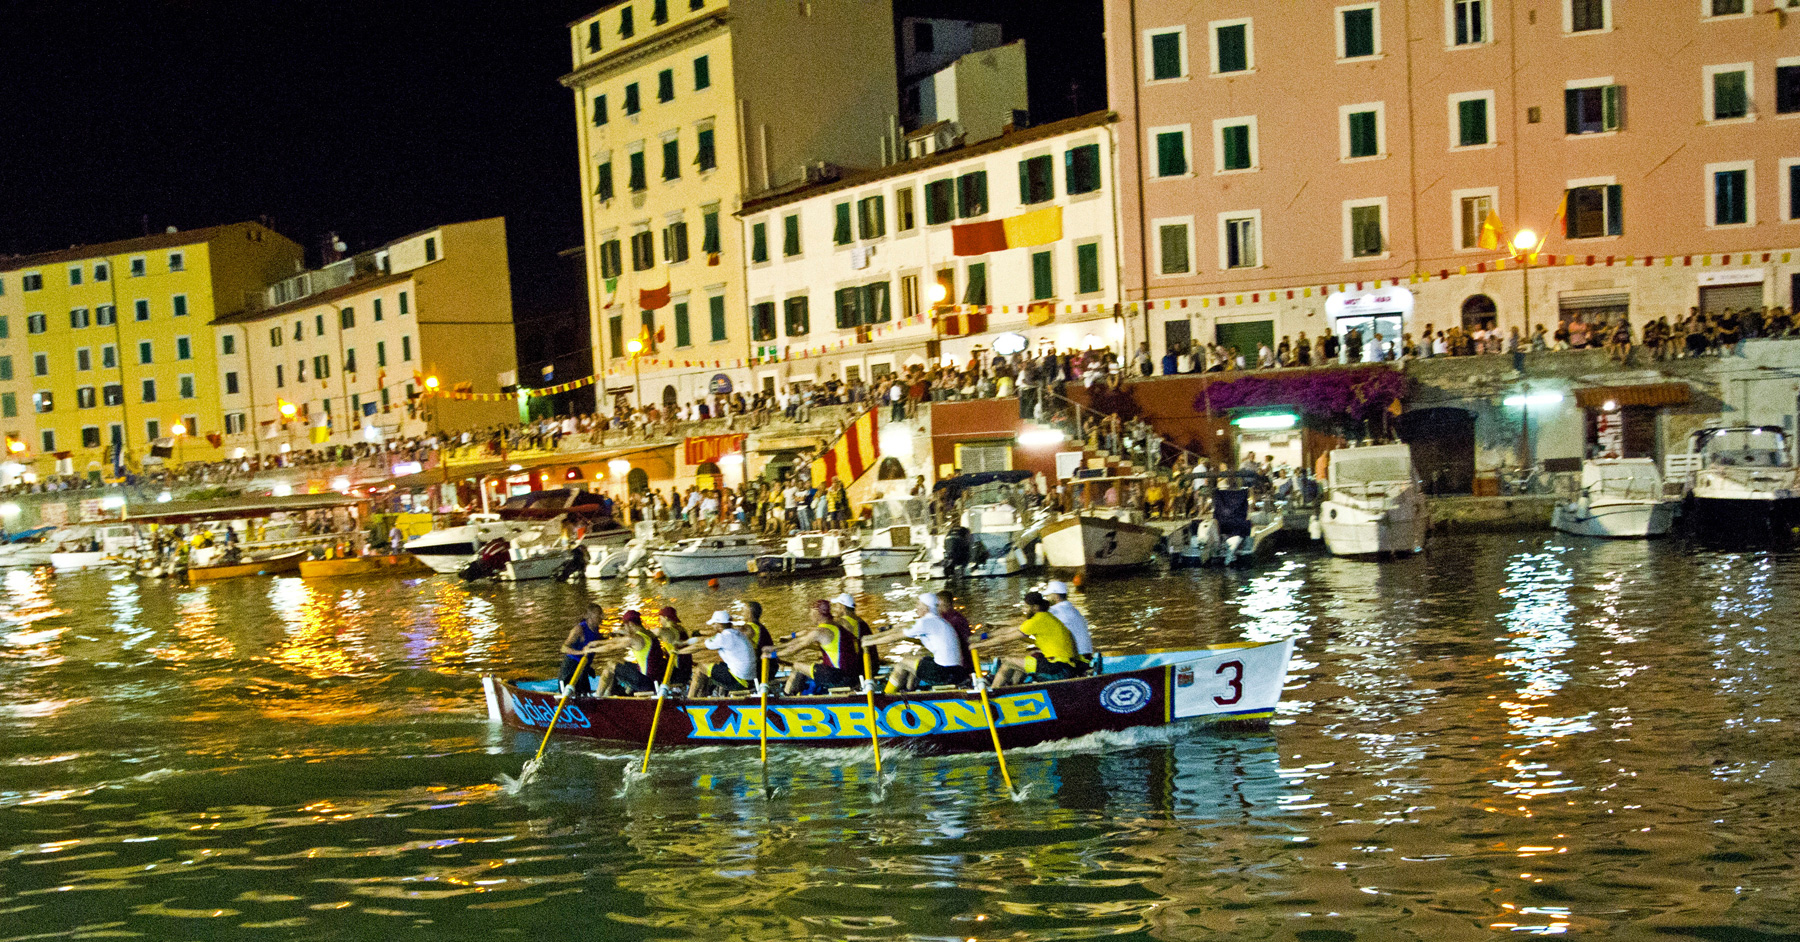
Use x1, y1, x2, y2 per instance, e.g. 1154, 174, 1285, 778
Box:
1, 534, 1799, 939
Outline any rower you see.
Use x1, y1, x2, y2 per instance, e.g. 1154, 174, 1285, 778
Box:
976, 591, 1081, 687
592, 609, 666, 695
860, 592, 970, 692
937, 588, 976, 669
831, 592, 876, 660
777, 599, 863, 695
740, 599, 779, 675
556, 604, 606, 695
679, 610, 757, 697
1044, 580, 1096, 674
656, 606, 694, 689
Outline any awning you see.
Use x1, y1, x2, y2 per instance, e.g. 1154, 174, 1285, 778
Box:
372, 442, 674, 491
1574, 383, 1692, 409
123, 493, 364, 524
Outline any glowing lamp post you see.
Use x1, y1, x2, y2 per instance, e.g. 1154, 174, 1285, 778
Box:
1510, 228, 1544, 336
170, 422, 187, 466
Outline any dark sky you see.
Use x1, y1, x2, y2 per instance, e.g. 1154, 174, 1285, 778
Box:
0, 1, 1101, 368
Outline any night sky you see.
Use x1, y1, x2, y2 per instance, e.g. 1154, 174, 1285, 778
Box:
0, 1, 1102, 373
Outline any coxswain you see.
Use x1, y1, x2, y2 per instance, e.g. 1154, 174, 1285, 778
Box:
777, 599, 863, 695
859, 592, 970, 692
557, 605, 607, 695
1044, 580, 1096, 673
977, 591, 1081, 687
936, 588, 976, 669
592, 609, 667, 695
831, 592, 876, 660
679, 610, 758, 697
655, 606, 694, 689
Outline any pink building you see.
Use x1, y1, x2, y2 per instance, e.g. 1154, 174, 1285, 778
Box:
1105, 0, 1800, 361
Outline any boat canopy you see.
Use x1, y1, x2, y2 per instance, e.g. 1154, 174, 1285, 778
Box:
3, 526, 55, 543
1582, 458, 1664, 498
1693, 426, 1791, 468
1327, 444, 1417, 488
870, 497, 926, 528
933, 470, 1033, 495
122, 493, 364, 524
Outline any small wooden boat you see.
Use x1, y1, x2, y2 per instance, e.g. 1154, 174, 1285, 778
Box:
483, 639, 1293, 754
298, 554, 432, 578
186, 551, 307, 583
50, 550, 113, 572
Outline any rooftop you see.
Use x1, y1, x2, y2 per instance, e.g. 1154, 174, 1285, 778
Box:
211, 271, 413, 326
0, 222, 284, 272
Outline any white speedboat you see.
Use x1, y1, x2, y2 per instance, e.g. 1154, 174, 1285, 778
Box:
1319, 443, 1428, 556
753, 530, 849, 575
651, 534, 773, 580
1552, 458, 1679, 538
842, 497, 928, 578
50, 550, 113, 572
1683, 426, 1800, 540
406, 513, 531, 574
1039, 510, 1160, 570
911, 474, 1047, 578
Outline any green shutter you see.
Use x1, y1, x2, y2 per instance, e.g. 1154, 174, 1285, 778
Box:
1222, 124, 1250, 169
1159, 224, 1188, 274
784, 215, 801, 256
1602, 84, 1623, 130
835, 288, 857, 329
709, 295, 727, 341
1156, 131, 1187, 176
956, 172, 987, 217
702, 210, 720, 254
1065, 144, 1100, 194
696, 128, 715, 170
1715, 71, 1746, 118
694, 55, 710, 90
751, 222, 768, 263
674, 302, 691, 347
1077, 242, 1101, 294
1150, 32, 1182, 80
658, 69, 674, 102
1215, 24, 1246, 72
1343, 8, 1374, 57
1458, 98, 1487, 146
628, 152, 646, 190
1031, 251, 1054, 299
662, 139, 679, 179
1348, 111, 1376, 157
1351, 205, 1382, 256
1606, 184, 1624, 234
834, 203, 852, 244
963, 263, 987, 305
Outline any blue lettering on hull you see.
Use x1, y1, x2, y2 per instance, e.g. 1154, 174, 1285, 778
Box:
508, 693, 592, 729
681, 691, 1057, 741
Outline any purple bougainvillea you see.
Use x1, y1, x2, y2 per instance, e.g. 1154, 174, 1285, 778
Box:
1193, 366, 1408, 421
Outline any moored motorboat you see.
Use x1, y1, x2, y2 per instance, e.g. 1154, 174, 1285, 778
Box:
843, 496, 929, 578
1039, 510, 1160, 570
1319, 443, 1428, 556
1552, 458, 1680, 539
651, 534, 774, 580
1681, 426, 1800, 541
752, 531, 849, 575
49, 550, 113, 572
298, 554, 433, 578
186, 550, 308, 583
483, 639, 1293, 753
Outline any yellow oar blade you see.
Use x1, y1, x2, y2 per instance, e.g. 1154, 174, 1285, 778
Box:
973, 669, 1014, 794
640, 654, 679, 774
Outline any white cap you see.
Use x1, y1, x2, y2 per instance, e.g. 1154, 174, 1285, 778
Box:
708, 610, 732, 625
918, 592, 938, 611
1046, 580, 1070, 596
833, 592, 856, 610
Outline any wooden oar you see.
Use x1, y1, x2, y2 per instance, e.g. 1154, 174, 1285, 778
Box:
638, 653, 679, 775
970, 665, 1015, 794
859, 645, 883, 775
758, 653, 772, 768
519, 652, 592, 785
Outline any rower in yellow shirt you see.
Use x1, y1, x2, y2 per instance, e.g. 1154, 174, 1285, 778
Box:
972, 591, 1081, 687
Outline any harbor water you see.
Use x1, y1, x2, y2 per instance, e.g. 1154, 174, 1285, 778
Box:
2, 533, 1797, 939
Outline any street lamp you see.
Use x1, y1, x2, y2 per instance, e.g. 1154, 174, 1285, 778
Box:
1510, 228, 1544, 338
424, 375, 440, 391
625, 339, 645, 409
170, 422, 187, 466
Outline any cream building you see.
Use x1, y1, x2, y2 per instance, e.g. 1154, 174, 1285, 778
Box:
739, 111, 1123, 390
562, 0, 900, 413
211, 218, 518, 456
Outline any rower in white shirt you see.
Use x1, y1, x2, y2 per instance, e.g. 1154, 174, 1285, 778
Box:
1043, 580, 1095, 673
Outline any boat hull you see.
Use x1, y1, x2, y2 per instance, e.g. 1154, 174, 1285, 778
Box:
501, 552, 573, 582
1686, 495, 1800, 541
653, 550, 764, 580
843, 546, 921, 578
484, 640, 1293, 754
751, 554, 843, 575
1552, 499, 1678, 538
1039, 515, 1160, 570
49, 551, 112, 572
187, 551, 307, 582
299, 554, 432, 578
1319, 495, 1428, 556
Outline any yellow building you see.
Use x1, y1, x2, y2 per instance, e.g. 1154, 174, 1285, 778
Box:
0, 223, 301, 477
563, 0, 899, 411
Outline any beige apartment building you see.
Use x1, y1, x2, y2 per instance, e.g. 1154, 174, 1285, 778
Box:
562, 0, 900, 412
210, 218, 518, 456
1105, 0, 1800, 360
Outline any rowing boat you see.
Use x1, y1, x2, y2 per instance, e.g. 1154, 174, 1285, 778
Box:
482, 639, 1293, 754
297, 554, 432, 578
186, 551, 308, 583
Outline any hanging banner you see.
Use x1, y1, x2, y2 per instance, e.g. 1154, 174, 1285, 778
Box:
685, 433, 747, 466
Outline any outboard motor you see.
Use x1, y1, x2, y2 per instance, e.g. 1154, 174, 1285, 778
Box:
943, 526, 972, 577
459, 538, 511, 581
1214, 489, 1253, 566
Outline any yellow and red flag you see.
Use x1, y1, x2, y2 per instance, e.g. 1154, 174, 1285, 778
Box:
810, 408, 880, 486
1478, 209, 1503, 250
951, 206, 1063, 256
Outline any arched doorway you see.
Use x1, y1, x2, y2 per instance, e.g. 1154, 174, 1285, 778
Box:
876, 456, 906, 480
626, 468, 650, 494
661, 385, 679, 413
1460, 294, 1497, 330
695, 460, 721, 489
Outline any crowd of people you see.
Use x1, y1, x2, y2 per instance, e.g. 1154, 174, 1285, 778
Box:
557, 581, 1096, 700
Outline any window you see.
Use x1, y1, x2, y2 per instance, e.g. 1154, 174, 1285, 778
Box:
857, 195, 886, 239
600, 238, 624, 278
377, 341, 388, 367
596, 160, 614, 200
1346, 199, 1388, 258
751, 301, 777, 341
956, 171, 988, 217
924, 180, 955, 224
628, 149, 647, 190
41, 431, 54, 452
141, 380, 156, 403
129, 257, 146, 277
1343, 103, 1384, 159
899, 274, 920, 319
662, 137, 680, 180
315, 313, 326, 336
1222, 212, 1261, 268
1215, 118, 1257, 172
296, 358, 306, 383
179, 375, 196, 399
1709, 163, 1754, 226
94, 263, 107, 281
226, 372, 239, 395
176, 336, 191, 360
1564, 182, 1624, 238
373, 298, 383, 321
168, 251, 184, 272
270, 326, 283, 347
1450, 0, 1488, 46
1147, 28, 1187, 81
402, 336, 413, 361
27, 313, 46, 334
138, 341, 153, 364
1338, 5, 1380, 59
624, 82, 641, 115
1212, 20, 1251, 73
694, 55, 711, 90
1152, 127, 1190, 177
1450, 92, 1495, 147
0, 357, 9, 380
663, 220, 689, 263
399, 291, 409, 315
1567, 0, 1608, 32
81, 426, 100, 448
225, 413, 246, 435
0, 394, 12, 418
0, 315, 6, 337
33, 353, 47, 376
620, 6, 634, 37
77, 387, 96, 409
963, 263, 987, 305
96, 304, 114, 326
1707, 65, 1752, 121
1031, 250, 1055, 300
221, 334, 235, 355
68, 265, 82, 286
145, 420, 159, 442
695, 127, 716, 171
657, 68, 675, 103
1785, 158, 1800, 222
709, 295, 727, 341
33, 392, 54, 414
593, 93, 608, 126
896, 187, 917, 230
1769, 61, 1800, 117
1075, 242, 1102, 294
662, 299, 686, 347
701, 207, 721, 254
134, 299, 149, 321
338, 306, 355, 330
1066, 144, 1102, 194
274, 365, 284, 387
833, 202, 853, 245
1566, 82, 1625, 133
585, 16, 602, 50
914, 20, 934, 53
784, 296, 810, 336
70, 307, 90, 329
1019, 155, 1054, 204
1707, 0, 1745, 16
101, 345, 116, 369
832, 282, 892, 327
21, 272, 41, 291
751, 221, 769, 263
631, 230, 655, 270
312, 356, 331, 379
1456, 188, 1499, 250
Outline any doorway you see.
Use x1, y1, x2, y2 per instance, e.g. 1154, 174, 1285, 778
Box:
1460, 294, 1497, 330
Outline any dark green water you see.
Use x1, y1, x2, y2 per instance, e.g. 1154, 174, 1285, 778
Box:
2, 535, 1797, 940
